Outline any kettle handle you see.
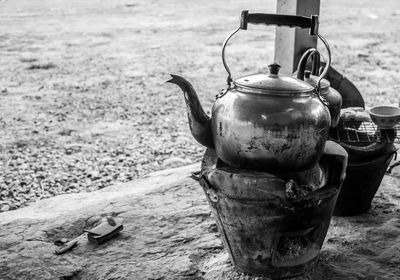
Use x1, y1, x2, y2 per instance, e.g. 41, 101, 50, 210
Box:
222, 11, 320, 87
240, 10, 319, 35
296, 35, 332, 106
315, 34, 332, 93
296, 48, 321, 80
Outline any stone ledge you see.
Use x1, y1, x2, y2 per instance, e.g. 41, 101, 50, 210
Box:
0, 164, 399, 279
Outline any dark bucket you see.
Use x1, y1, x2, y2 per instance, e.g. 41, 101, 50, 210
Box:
333, 141, 396, 216
200, 142, 347, 279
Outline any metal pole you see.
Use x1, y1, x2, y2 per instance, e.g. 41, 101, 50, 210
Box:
274, 0, 320, 74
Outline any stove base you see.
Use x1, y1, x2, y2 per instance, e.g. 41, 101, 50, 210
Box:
199, 141, 348, 278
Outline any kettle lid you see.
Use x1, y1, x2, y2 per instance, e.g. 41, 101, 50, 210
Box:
234, 63, 313, 94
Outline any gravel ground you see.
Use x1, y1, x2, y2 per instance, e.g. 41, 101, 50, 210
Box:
1, 0, 400, 211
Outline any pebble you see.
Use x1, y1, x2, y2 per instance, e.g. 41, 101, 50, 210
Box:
162, 157, 191, 168
0, 205, 10, 212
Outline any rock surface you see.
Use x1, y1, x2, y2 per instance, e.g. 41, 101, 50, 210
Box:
1, 164, 400, 280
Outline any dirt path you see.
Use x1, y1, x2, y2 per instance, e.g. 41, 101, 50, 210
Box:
1, 0, 400, 210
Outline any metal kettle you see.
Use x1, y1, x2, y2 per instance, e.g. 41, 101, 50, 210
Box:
297, 48, 343, 127
168, 10, 332, 172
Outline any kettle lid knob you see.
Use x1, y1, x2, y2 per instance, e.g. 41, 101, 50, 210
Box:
268, 63, 281, 75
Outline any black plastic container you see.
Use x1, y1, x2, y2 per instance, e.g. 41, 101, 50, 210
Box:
333, 140, 396, 216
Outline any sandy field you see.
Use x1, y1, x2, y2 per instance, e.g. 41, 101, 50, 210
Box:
0, 0, 399, 210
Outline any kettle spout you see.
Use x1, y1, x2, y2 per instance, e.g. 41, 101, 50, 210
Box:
167, 74, 214, 149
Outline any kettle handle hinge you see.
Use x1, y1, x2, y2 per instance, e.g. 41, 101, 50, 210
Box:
314, 87, 330, 107
216, 82, 235, 99
216, 88, 228, 99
